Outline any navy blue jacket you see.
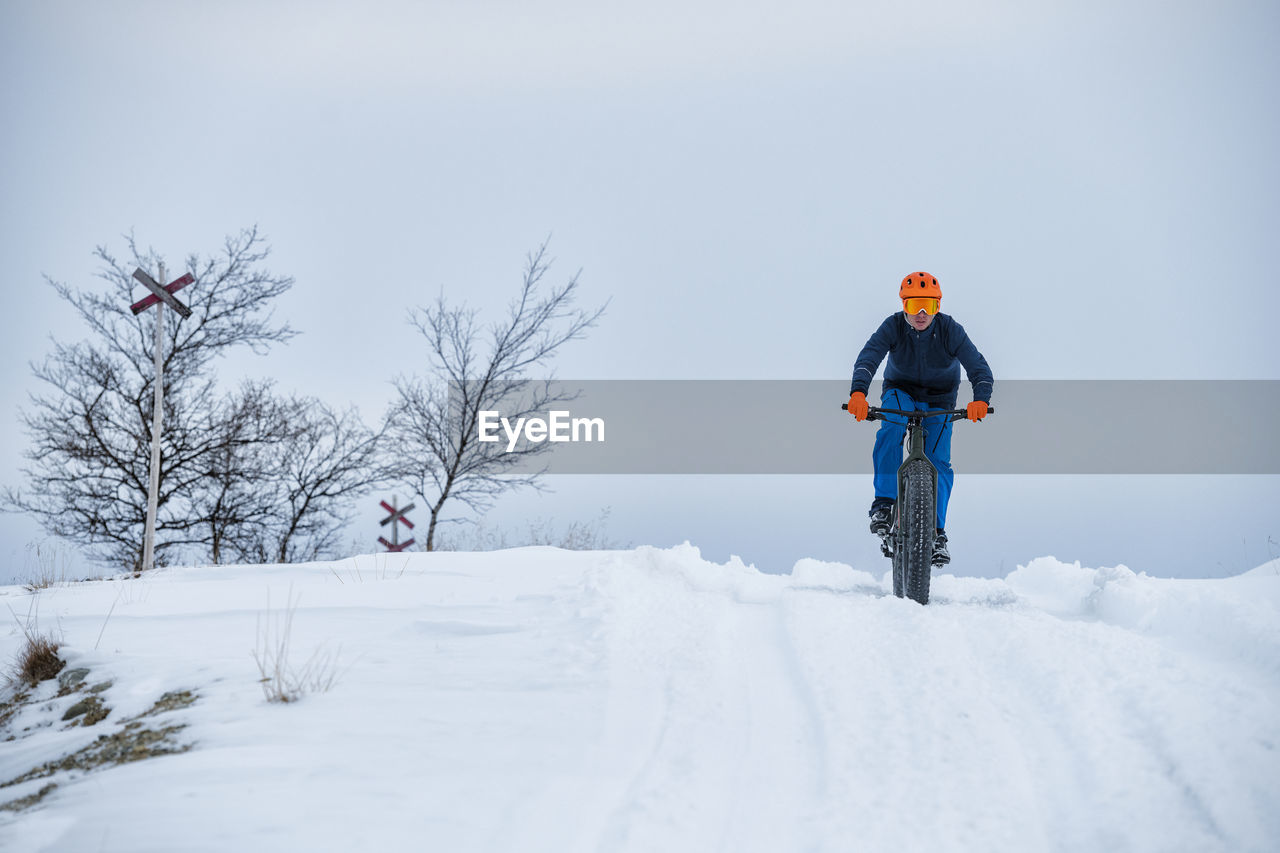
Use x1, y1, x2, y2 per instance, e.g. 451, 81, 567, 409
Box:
850, 313, 993, 409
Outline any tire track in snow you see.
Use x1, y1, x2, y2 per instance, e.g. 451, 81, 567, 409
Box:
780, 589, 1212, 851
575, 551, 1279, 852
714, 596, 831, 852
774, 588, 833, 801
963, 610, 1248, 852
588, 555, 830, 852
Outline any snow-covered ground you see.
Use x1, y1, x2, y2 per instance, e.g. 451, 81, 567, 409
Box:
1, 545, 1277, 852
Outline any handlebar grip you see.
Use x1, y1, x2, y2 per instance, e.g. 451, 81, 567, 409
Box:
842, 402, 882, 420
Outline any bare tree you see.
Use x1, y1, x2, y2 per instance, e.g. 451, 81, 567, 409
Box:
383, 241, 605, 550
188, 380, 296, 565
187, 389, 385, 566
4, 228, 297, 570
263, 399, 385, 563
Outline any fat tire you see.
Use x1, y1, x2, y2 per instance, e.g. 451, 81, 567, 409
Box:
891, 525, 904, 598
899, 460, 935, 605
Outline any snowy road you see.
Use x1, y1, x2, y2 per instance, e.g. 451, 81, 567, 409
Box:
576, 548, 1279, 853
2, 546, 1277, 852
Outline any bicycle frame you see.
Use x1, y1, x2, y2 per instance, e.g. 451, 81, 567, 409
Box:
870, 408, 948, 551
868, 408, 950, 562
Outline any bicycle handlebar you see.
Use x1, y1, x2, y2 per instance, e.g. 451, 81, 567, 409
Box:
840, 403, 995, 421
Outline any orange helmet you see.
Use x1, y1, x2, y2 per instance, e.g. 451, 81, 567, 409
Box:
899, 271, 941, 300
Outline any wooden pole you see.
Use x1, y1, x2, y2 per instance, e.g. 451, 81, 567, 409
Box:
141, 262, 165, 572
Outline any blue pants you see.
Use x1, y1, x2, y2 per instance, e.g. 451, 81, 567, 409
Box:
873, 389, 954, 530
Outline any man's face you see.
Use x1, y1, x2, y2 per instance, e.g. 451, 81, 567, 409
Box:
904, 307, 935, 331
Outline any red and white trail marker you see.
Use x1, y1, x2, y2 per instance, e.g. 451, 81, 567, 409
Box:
378, 498, 416, 552
131, 265, 195, 572
131, 270, 194, 317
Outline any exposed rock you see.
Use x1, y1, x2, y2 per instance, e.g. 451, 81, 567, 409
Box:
62, 696, 110, 726
138, 690, 196, 717
1, 720, 190, 792
0, 686, 199, 813
57, 668, 89, 691
0, 782, 57, 813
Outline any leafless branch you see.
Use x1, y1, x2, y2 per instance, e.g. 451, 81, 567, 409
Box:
383, 239, 606, 549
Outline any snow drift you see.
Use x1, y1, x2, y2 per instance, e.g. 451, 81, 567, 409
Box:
2, 546, 1277, 852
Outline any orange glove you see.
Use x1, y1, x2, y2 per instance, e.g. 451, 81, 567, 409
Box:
966, 400, 989, 422
848, 391, 869, 421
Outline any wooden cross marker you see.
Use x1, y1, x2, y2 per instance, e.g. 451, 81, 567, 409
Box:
130, 265, 194, 572
378, 498, 416, 552
131, 270, 194, 317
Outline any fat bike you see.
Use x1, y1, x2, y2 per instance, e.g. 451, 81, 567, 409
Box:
843, 404, 994, 605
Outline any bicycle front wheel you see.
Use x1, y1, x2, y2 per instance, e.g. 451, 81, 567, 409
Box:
898, 459, 936, 605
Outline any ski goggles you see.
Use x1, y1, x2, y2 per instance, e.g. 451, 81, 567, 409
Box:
903, 297, 940, 315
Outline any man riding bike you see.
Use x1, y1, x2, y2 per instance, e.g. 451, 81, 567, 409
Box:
846, 272, 994, 566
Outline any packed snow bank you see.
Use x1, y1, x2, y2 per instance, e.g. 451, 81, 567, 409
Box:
1, 546, 1277, 852
1002, 556, 1280, 676
792, 551, 1280, 677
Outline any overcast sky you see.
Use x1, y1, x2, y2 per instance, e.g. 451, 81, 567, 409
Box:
2, 0, 1278, 583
